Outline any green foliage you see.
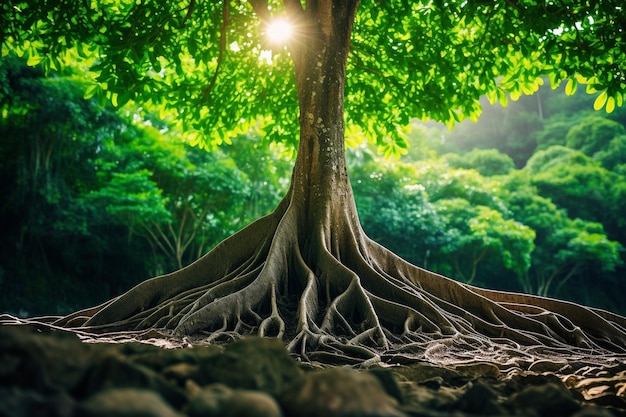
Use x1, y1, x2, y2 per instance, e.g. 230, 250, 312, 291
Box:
0, 56, 152, 314
524, 145, 593, 174
2, 0, 626, 315
431, 198, 535, 284
500, 172, 622, 299
86, 169, 172, 232
525, 146, 620, 224
559, 115, 626, 172
353, 158, 533, 287
226, 132, 293, 221
352, 99, 626, 310
556, 221, 621, 272
0, 56, 290, 313
593, 135, 626, 172
566, 116, 625, 156
3, 0, 625, 153
444, 149, 515, 176
351, 161, 447, 267
2, 0, 298, 148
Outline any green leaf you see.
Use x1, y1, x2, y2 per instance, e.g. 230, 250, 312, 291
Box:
565, 78, 577, 96
593, 90, 608, 111
27, 53, 44, 66
605, 96, 615, 113
84, 84, 100, 100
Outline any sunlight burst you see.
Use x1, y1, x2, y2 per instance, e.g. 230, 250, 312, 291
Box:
266, 18, 294, 44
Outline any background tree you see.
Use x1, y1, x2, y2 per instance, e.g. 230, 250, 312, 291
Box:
444, 149, 516, 177
87, 122, 254, 271
0, 56, 157, 314
501, 173, 623, 300
0, 56, 283, 313
3, 0, 626, 365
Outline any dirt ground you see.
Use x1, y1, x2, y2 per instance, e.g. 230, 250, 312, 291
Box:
0, 324, 624, 417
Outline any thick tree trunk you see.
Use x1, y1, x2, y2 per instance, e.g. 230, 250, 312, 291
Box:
288, 0, 361, 270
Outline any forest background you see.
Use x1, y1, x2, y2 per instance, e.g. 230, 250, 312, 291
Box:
1, 54, 625, 317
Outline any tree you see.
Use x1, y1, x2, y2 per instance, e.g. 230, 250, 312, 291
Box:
433, 199, 535, 285
351, 159, 448, 270
502, 173, 623, 300
88, 121, 255, 271
526, 146, 622, 228
3, 1, 626, 365
563, 116, 626, 171
444, 149, 515, 177
0, 56, 161, 314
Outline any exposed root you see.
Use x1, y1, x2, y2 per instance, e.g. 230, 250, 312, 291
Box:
5, 194, 626, 374
258, 283, 286, 338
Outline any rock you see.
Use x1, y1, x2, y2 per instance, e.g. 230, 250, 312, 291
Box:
454, 380, 506, 415
162, 362, 199, 385
222, 389, 283, 417
392, 362, 469, 388
1, 326, 624, 417
279, 367, 406, 417
126, 342, 221, 373
185, 383, 230, 417
194, 337, 302, 395
0, 326, 93, 393
528, 359, 571, 373
76, 352, 187, 408
0, 387, 75, 417
77, 388, 182, 417
454, 362, 502, 379
186, 383, 283, 417
572, 406, 619, 417
506, 382, 581, 417
367, 368, 405, 404
420, 376, 444, 390
401, 384, 461, 412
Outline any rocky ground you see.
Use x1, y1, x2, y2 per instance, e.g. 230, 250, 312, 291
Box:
1, 324, 625, 417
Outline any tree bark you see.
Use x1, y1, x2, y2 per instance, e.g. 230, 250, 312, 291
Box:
288, 0, 361, 260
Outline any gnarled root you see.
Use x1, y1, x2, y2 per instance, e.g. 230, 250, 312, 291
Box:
37, 195, 626, 372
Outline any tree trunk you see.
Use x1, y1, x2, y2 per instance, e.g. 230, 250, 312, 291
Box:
289, 0, 362, 273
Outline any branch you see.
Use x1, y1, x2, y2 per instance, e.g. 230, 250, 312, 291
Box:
201, 0, 230, 98
143, 223, 175, 259
183, 0, 196, 22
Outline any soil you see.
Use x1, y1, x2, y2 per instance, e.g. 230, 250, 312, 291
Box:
0, 323, 625, 417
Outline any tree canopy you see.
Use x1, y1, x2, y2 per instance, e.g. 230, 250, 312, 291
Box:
3, 1, 625, 151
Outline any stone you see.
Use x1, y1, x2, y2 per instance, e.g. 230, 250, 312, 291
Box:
506, 382, 581, 417
454, 380, 506, 415
279, 367, 406, 417
454, 362, 502, 379
76, 352, 187, 408
401, 384, 460, 412
367, 368, 404, 404
0, 326, 94, 393
126, 342, 221, 373
186, 383, 283, 417
0, 387, 75, 417
221, 389, 283, 417
571, 406, 618, 417
194, 337, 302, 395
77, 388, 182, 417
185, 383, 231, 417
